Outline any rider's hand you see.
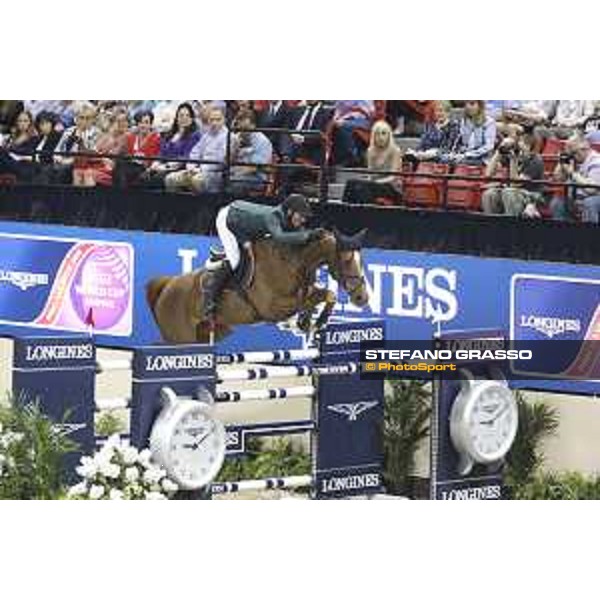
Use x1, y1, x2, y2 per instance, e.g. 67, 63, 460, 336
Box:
309, 228, 328, 241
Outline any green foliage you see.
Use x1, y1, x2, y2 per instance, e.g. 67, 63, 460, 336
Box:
513, 472, 600, 500
95, 411, 126, 438
505, 393, 559, 489
383, 379, 431, 496
216, 437, 311, 483
0, 396, 77, 499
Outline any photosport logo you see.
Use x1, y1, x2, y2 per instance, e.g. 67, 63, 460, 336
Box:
519, 314, 582, 339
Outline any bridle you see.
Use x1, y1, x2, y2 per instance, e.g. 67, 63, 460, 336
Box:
332, 250, 367, 298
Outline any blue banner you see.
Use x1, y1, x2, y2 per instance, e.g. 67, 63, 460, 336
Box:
1, 220, 599, 382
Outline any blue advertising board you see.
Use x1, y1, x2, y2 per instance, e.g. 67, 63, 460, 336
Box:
0, 219, 599, 394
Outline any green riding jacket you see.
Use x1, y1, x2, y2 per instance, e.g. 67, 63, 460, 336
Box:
225, 200, 313, 245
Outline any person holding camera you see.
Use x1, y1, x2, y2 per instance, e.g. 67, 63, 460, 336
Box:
481, 134, 544, 217
228, 110, 273, 196
552, 137, 600, 223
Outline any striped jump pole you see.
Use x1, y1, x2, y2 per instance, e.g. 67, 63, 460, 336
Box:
217, 348, 320, 365
211, 475, 312, 495
217, 362, 358, 383
215, 385, 315, 402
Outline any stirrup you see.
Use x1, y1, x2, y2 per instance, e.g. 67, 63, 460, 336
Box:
209, 246, 226, 261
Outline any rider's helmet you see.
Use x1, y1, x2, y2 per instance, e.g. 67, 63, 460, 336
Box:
281, 193, 313, 218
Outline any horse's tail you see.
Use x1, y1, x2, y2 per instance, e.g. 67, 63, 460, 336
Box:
146, 276, 171, 317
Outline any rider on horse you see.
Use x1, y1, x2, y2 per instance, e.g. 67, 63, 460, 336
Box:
202, 193, 323, 323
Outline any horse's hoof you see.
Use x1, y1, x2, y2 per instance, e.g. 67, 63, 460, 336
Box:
297, 314, 312, 333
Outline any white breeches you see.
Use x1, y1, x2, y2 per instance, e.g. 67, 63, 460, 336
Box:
216, 206, 241, 270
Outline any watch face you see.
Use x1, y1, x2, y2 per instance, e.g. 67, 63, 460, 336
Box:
466, 383, 518, 462
168, 406, 226, 489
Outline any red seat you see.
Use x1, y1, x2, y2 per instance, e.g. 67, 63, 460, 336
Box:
542, 138, 567, 155
447, 165, 485, 210
403, 163, 448, 208
541, 138, 568, 178
0, 174, 17, 186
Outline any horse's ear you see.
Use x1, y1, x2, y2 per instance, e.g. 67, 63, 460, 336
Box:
342, 229, 368, 250
353, 228, 368, 247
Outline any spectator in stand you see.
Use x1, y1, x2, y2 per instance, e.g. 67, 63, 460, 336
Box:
229, 110, 273, 196
583, 101, 600, 143
331, 100, 375, 167
281, 100, 332, 164
129, 100, 157, 121
501, 101, 556, 130
454, 100, 497, 164
276, 100, 333, 194
550, 101, 595, 138
342, 120, 403, 205
195, 101, 226, 136
29, 111, 62, 183
481, 134, 545, 217
404, 101, 461, 164
552, 137, 600, 223
228, 100, 254, 124
256, 100, 290, 130
91, 109, 130, 186
386, 101, 436, 136
23, 101, 74, 129
0, 101, 24, 135
0, 110, 39, 181
165, 106, 228, 194
152, 101, 184, 133
487, 101, 531, 138
114, 110, 161, 187
141, 102, 201, 189
532, 101, 596, 140
253, 100, 296, 159
53, 102, 100, 185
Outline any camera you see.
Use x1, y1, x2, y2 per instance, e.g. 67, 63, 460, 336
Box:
498, 140, 519, 166
498, 138, 518, 156
559, 152, 574, 165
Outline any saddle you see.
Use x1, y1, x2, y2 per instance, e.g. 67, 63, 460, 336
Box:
205, 245, 255, 290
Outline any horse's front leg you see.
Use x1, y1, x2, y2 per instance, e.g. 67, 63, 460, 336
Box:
297, 286, 337, 332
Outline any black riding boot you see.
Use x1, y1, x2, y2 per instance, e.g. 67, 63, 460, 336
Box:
201, 262, 232, 322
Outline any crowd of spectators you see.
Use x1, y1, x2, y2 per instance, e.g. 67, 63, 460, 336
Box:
1, 99, 600, 223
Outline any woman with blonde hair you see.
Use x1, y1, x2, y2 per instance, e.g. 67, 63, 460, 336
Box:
343, 119, 403, 204
53, 102, 100, 185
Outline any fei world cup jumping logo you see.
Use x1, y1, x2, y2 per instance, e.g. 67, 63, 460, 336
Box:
34, 241, 134, 336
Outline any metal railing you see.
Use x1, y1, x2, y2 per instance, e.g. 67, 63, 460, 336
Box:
2, 127, 600, 219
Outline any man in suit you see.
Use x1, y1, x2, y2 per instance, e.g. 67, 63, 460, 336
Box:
281, 100, 332, 165
255, 101, 295, 157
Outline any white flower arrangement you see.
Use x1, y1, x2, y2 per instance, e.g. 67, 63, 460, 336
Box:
68, 435, 179, 500
0, 424, 21, 478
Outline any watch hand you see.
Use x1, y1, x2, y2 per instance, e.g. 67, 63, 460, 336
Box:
491, 404, 509, 423
182, 443, 199, 450
195, 424, 216, 447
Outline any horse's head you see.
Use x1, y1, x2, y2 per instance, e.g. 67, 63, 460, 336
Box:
327, 228, 370, 307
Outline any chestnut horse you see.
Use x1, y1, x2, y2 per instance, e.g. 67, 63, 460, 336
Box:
146, 229, 370, 343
